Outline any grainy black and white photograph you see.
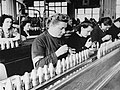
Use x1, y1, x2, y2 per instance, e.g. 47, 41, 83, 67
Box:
0, 0, 120, 90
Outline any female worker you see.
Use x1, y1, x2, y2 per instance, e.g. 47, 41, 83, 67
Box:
32, 13, 70, 68
0, 14, 26, 41
106, 17, 120, 41
91, 17, 112, 45
66, 19, 94, 53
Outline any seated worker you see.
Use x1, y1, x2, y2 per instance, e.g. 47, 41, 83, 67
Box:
64, 18, 75, 38
21, 18, 42, 39
106, 17, 120, 41
91, 17, 112, 45
21, 19, 31, 37
32, 13, 70, 68
66, 19, 94, 53
0, 14, 26, 41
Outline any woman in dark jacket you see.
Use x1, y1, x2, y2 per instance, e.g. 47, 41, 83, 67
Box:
66, 20, 94, 53
91, 17, 112, 45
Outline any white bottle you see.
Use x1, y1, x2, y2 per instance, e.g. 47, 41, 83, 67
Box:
1, 41, 5, 50
48, 63, 55, 78
44, 65, 50, 81
15, 76, 22, 90
79, 52, 82, 63
5, 78, 13, 90
97, 48, 101, 59
66, 56, 70, 70
69, 55, 73, 68
37, 67, 44, 84
10, 40, 14, 48
15, 40, 19, 47
6, 40, 10, 49
23, 72, 30, 90
31, 69, 38, 87
56, 60, 62, 75
73, 54, 76, 66
75, 53, 79, 64
61, 58, 66, 72
84, 50, 87, 60
81, 50, 84, 62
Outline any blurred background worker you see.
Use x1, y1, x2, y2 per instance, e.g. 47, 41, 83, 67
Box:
0, 14, 26, 41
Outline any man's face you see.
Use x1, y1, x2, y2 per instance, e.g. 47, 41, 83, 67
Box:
52, 21, 67, 38
81, 26, 93, 37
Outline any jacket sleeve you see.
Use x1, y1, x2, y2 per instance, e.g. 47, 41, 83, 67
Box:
91, 28, 103, 44
35, 52, 58, 69
32, 37, 58, 69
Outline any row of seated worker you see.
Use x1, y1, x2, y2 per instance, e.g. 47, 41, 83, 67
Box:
20, 17, 42, 38
31, 13, 120, 70
0, 14, 43, 44
0, 13, 79, 42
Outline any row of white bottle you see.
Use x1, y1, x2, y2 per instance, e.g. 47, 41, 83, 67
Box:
0, 49, 90, 90
0, 40, 19, 50
97, 39, 120, 59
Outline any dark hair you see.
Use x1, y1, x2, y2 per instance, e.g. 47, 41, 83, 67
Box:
0, 14, 13, 27
81, 20, 94, 28
90, 18, 97, 26
76, 20, 94, 33
20, 18, 31, 28
114, 17, 120, 22
46, 13, 70, 28
76, 18, 80, 25
98, 17, 112, 26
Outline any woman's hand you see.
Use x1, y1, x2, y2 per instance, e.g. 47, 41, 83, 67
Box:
117, 33, 120, 38
68, 48, 76, 54
102, 35, 112, 41
55, 44, 69, 57
85, 38, 92, 48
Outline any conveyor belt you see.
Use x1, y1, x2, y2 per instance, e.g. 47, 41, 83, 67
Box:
1, 41, 120, 90
49, 48, 120, 90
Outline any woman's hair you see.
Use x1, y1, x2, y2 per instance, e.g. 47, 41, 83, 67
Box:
76, 20, 94, 33
90, 18, 97, 26
20, 18, 31, 28
81, 20, 94, 28
0, 14, 13, 27
98, 17, 112, 26
46, 13, 70, 28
